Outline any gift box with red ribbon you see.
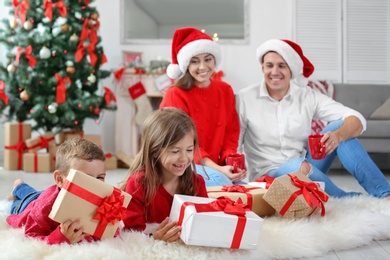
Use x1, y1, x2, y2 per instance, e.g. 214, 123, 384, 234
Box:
4, 122, 32, 170
207, 185, 275, 218
57, 131, 102, 147
263, 171, 329, 218
105, 153, 117, 170
23, 153, 52, 173
169, 194, 263, 249
25, 131, 56, 153
49, 169, 132, 239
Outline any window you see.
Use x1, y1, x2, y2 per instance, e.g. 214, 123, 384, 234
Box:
293, 0, 390, 83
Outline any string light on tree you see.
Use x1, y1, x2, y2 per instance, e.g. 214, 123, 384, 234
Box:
9, 19, 17, 28
213, 33, 219, 41
70, 33, 79, 42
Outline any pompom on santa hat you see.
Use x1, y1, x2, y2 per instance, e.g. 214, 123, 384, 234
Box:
256, 39, 315, 87
167, 27, 221, 79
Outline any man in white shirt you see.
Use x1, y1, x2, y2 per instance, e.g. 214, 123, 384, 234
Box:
237, 39, 390, 198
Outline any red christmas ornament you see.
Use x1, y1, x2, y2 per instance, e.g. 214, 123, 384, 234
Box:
94, 107, 100, 115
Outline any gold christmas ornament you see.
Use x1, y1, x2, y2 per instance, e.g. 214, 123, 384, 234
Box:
70, 33, 79, 42
90, 13, 99, 21
23, 20, 33, 31
9, 19, 18, 29
20, 90, 30, 101
61, 23, 69, 32
7, 63, 16, 73
87, 73, 96, 83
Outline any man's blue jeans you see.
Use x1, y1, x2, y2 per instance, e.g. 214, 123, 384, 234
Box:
268, 120, 390, 198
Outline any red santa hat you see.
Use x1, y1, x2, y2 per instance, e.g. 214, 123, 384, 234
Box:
256, 39, 314, 86
167, 27, 221, 79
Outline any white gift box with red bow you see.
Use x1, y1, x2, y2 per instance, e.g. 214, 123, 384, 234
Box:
169, 194, 263, 249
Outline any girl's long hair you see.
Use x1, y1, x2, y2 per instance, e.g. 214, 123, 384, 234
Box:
119, 108, 199, 209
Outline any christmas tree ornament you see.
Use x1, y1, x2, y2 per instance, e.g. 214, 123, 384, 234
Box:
61, 23, 69, 32
70, 33, 79, 42
20, 90, 30, 101
90, 13, 99, 21
66, 66, 75, 74
128, 82, 153, 125
9, 19, 18, 29
39, 46, 51, 59
48, 102, 58, 113
23, 20, 33, 31
87, 73, 96, 83
94, 107, 100, 115
7, 63, 16, 73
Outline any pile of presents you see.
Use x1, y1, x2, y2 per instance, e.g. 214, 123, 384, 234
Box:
48, 167, 329, 250
3, 122, 118, 173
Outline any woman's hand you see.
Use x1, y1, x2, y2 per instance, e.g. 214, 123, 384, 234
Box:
60, 219, 86, 244
153, 217, 181, 243
219, 165, 247, 183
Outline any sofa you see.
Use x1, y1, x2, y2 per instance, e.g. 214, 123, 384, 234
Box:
332, 83, 390, 169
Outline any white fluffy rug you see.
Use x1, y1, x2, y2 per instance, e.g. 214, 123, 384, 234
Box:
1, 196, 390, 260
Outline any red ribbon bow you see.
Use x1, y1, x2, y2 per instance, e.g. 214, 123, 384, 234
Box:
255, 175, 275, 189
43, 0, 67, 22
282, 174, 329, 217
105, 153, 112, 158
103, 87, 116, 107
0, 80, 9, 105
92, 188, 126, 226
221, 185, 252, 193
15, 46, 36, 67
12, 0, 30, 25
79, 18, 99, 44
55, 73, 71, 104
75, 42, 98, 67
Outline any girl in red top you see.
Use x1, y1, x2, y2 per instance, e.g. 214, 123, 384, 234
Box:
160, 27, 246, 185
120, 108, 208, 243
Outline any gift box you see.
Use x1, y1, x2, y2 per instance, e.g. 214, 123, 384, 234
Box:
25, 131, 56, 153
105, 153, 117, 170
49, 144, 59, 171
263, 171, 329, 218
207, 185, 275, 218
49, 169, 132, 239
4, 122, 32, 170
58, 131, 102, 147
169, 194, 263, 249
23, 153, 52, 173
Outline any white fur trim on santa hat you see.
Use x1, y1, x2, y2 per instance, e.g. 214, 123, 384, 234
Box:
256, 39, 303, 81
167, 39, 221, 79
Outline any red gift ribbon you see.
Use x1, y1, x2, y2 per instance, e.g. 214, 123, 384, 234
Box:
15, 46, 36, 68
215, 185, 259, 209
103, 87, 116, 107
279, 174, 329, 217
177, 196, 249, 249
255, 175, 275, 189
105, 153, 112, 159
43, 0, 67, 22
62, 180, 126, 239
55, 73, 70, 104
27, 135, 55, 151
0, 80, 9, 105
12, 0, 29, 25
4, 123, 27, 170
33, 153, 38, 173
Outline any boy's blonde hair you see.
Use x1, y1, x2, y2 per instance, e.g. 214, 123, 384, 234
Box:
55, 137, 106, 175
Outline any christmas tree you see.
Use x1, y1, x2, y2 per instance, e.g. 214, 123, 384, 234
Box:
0, 0, 116, 133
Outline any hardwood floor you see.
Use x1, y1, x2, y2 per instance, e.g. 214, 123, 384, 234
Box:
1, 167, 390, 259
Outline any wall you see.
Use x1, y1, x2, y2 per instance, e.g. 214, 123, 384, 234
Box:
0, 0, 293, 161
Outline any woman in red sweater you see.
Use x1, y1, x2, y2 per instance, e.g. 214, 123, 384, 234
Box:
120, 108, 208, 242
160, 27, 246, 186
